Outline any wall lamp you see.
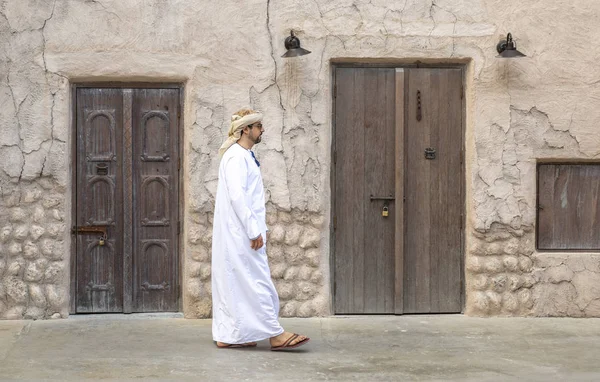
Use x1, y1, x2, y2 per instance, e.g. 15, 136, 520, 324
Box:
497, 33, 526, 58
282, 30, 311, 58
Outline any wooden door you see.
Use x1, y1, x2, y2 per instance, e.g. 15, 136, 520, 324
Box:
75, 88, 124, 313
132, 89, 180, 312
333, 68, 397, 314
403, 68, 463, 313
74, 87, 180, 313
333, 67, 463, 314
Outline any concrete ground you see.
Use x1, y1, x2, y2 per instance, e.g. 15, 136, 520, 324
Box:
0, 315, 599, 381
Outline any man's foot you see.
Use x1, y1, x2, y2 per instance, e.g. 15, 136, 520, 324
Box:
215, 341, 257, 348
270, 332, 310, 351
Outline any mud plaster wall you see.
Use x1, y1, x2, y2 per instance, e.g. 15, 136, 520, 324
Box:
0, 0, 599, 319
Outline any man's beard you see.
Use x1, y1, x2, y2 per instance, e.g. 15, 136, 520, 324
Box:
254, 134, 262, 144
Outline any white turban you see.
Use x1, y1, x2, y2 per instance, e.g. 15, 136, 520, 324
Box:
218, 112, 263, 157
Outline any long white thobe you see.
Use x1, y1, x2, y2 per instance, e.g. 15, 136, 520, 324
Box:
211, 143, 284, 344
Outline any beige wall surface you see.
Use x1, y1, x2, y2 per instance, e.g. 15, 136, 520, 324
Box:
1, 0, 599, 319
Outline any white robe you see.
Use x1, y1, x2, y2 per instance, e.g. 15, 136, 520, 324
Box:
211, 143, 284, 344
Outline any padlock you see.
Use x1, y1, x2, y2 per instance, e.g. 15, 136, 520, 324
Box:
382, 206, 389, 217
98, 232, 107, 246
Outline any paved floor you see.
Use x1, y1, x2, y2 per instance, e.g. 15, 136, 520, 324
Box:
0, 315, 599, 381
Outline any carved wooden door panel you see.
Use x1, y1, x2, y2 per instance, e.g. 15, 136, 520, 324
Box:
131, 89, 180, 312
74, 87, 180, 313
75, 88, 124, 313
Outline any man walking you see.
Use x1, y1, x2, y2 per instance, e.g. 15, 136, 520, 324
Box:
211, 108, 310, 350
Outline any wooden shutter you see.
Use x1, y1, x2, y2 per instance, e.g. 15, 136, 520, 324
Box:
538, 164, 600, 250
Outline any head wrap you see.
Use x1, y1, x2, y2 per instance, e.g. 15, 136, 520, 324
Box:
218, 112, 263, 157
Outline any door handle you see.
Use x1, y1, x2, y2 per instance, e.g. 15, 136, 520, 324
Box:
370, 195, 395, 201
71, 226, 108, 236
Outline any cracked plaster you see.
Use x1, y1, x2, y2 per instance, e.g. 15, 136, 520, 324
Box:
1, 0, 600, 319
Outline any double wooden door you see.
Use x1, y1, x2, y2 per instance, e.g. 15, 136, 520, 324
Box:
334, 67, 463, 314
72, 87, 180, 313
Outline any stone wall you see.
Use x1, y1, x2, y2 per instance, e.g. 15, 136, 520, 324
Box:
1, 0, 600, 319
0, 179, 69, 319
184, 205, 328, 318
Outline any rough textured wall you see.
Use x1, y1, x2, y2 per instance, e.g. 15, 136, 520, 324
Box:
1, 0, 599, 319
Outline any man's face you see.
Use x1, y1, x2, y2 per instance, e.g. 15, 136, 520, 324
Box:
246, 122, 264, 144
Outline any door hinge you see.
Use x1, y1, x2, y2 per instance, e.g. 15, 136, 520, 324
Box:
460, 151, 463, 164
177, 221, 181, 235
333, 84, 337, 98
178, 157, 181, 171
177, 105, 181, 119
333, 151, 337, 164
333, 215, 337, 231
461, 85, 464, 99
459, 215, 463, 230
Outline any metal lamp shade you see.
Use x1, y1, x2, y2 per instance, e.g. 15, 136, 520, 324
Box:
282, 31, 311, 58
496, 33, 526, 58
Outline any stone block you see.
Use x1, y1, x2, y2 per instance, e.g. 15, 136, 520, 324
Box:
503, 255, 519, 272
45, 285, 67, 310
7, 260, 24, 276
284, 246, 304, 265
46, 224, 65, 239
299, 227, 320, 249
281, 301, 298, 317
297, 301, 314, 317
267, 244, 284, 263
471, 274, 489, 291
305, 248, 320, 267
486, 291, 502, 310
310, 270, 324, 285
275, 281, 294, 300
4, 277, 28, 304
8, 242, 22, 256
283, 266, 299, 281
13, 225, 29, 241
29, 284, 47, 307
23, 241, 40, 259
268, 225, 285, 244
10, 208, 27, 223
187, 261, 203, 278
483, 257, 504, 274
24, 259, 47, 282
43, 263, 63, 284
297, 265, 313, 281
0, 226, 12, 243
502, 292, 519, 312
29, 225, 45, 240
189, 246, 210, 262
200, 264, 212, 281
186, 278, 203, 301
297, 281, 317, 301
491, 274, 507, 293
518, 256, 533, 272
42, 197, 61, 209
270, 263, 286, 279
507, 275, 523, 292
284, 224, 303, 246
32, 207, 45, 223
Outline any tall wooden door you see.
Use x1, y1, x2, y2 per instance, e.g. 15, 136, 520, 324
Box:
74, 87, 180, 313
333, 68, 397, 314
333, 67, 463, 314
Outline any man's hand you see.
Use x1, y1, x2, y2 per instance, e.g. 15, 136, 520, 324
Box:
250, 235, 264, 251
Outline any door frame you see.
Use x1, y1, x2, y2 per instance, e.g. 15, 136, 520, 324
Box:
330, 63, 467, 314
69, 82, 185, 314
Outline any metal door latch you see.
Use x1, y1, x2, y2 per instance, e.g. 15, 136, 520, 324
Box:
425, 148, 436, 159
